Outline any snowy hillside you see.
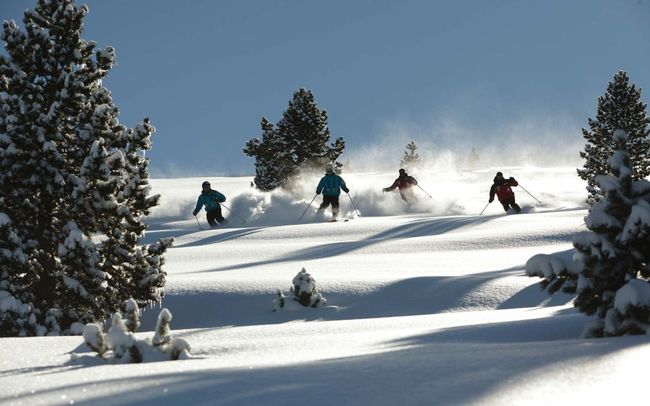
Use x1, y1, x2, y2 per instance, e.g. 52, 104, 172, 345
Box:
2, 166, 649, 405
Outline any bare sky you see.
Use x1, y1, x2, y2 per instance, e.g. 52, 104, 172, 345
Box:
1, 0, 649, 176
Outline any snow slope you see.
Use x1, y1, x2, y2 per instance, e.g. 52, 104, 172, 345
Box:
2, 167, 649, 405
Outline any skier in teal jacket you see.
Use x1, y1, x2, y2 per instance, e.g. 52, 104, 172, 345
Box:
193, 181, 227, 227
316, 166, 349, 219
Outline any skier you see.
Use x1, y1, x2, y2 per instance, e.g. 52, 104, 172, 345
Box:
192, 181, 227, 227
316, 166, 349, 220
488, 172, 521, 213
383, 168, 418, 204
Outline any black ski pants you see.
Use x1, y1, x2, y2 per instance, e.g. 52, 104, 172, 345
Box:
318, 195, 340, 217
206, 206, 225, 226
500, 197, 521, 213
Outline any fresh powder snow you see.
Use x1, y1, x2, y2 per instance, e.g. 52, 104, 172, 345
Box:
1, 166, 649, 405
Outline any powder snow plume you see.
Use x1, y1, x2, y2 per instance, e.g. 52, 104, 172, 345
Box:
147, 166, 587, 228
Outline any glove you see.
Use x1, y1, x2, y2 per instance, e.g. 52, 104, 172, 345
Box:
382, 188, 388, 192
193, 209, 199, 216
343, 188, 350, 193
488, 198, 493, 203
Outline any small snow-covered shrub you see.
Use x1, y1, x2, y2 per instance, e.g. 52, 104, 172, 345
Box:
124, 298, 140, 333
272, 289, 286, 312
291, 268, 326, 307
81, 301, 190, 363
274, 268, 327, 310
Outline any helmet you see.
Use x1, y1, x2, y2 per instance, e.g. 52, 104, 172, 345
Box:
399, 168, 406, 175
202, 181, 210, 188
325, 165, 334, 174
496, 172, 503, 177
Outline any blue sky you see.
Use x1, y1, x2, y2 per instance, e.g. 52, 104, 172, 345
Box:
1, 0, 649, 176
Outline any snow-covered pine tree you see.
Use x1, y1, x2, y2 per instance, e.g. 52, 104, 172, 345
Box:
244, 88, 345, 191
400, 141, 423, 169
528, 130, 650, 337
0, 0, 172, 336
573, 130, 650, 336
577, 71, 650, 205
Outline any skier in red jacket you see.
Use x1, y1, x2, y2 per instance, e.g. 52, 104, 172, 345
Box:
489, 172, 521, 213
383, 168, 418, 204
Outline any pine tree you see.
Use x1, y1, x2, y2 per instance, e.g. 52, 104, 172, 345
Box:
0, 0, 172, 336
573, 130, 650, 336
400, 141, 423, 169
243, 117, 292, 191
244, 88, 345, 191
276, 88, 345, 169
578, 71, 650, 204
528, 130, 650, 337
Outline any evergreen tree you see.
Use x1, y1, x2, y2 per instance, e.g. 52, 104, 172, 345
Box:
244, 88, 345, 191
528, 130, 650, 337
243, 118, 292, 191
578, 71, 650, 204
573, 130, 650, 336
0, 0, 172, 336
400, 141, 423, 169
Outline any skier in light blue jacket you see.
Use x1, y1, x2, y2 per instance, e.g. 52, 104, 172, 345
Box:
193, 181, 227, 227
316, 166, 349, 219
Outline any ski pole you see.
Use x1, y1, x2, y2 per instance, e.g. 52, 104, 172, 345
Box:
347, 193, 361, 217
298, 195, 318, 222
479, 202, 490, 216
194, 215, 204, 230
518, 184, 543, 205
221, 203, 247, 223
416, 184, 433, 199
